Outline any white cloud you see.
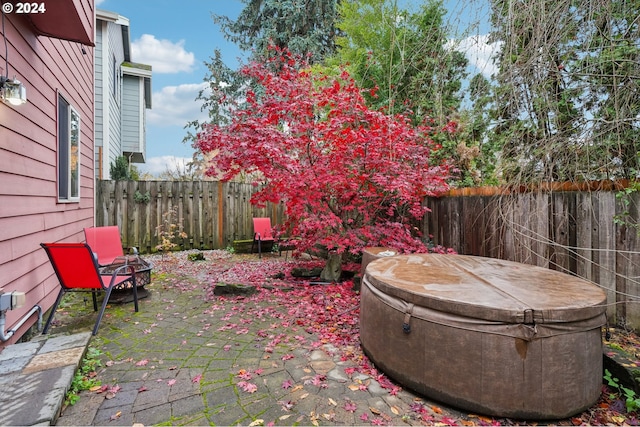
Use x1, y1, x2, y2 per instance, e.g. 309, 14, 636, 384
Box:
452, 34, 502, 79
95, 0, 106, 4
147, 82, 211, 127
131, 34, 195, 74
138, 156, 191, 176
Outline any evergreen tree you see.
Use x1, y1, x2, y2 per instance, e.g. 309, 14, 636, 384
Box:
332, 0, 468, 126
488, 0, 639, 183
110, 156, 131, 181
325, 0, 469, 184
183, 49, 247, 175
574, 0, 640, 179
454, 72, 499, 186
186, 1, 341, 172
212, 0, 339, 64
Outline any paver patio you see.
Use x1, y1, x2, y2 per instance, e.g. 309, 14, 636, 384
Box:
47, 249, 620, 426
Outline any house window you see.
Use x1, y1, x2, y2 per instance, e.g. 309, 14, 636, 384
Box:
58, 94, 80, 202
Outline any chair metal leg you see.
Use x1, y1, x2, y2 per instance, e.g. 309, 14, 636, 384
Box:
132, 274, 139, 313
91, 290, 98, 311
93, 273, 138, 335
258, 238, 262, 258
93, 286, 113, 335
42, 289, 66, 334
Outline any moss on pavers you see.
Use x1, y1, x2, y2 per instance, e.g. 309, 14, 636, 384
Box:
237, 392, 272, 413
131, 402, 173, 425
202, 384, 236, 409
132, 383, 171, 412
100, 386, 139, 411
261, 371, 297, 398
93, 406, 136, 425
199, 370, 234, 386
161, 412, 209, 427
117, 370, 149, 382
179, 356, 213, 368
169, 394, 206, 419
55, 393, 104, 426
191, 345, 233, 359
243, 397, 293, 424
205, 396, 251, 425
161, 350, 196, 363
55, 252, 516, 425
167, 371, 200, 401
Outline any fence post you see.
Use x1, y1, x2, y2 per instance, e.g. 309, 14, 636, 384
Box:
218, 181, 224, 248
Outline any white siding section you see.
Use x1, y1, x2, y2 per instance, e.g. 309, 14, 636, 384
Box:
122, 75, 143, 157
94, 24, 104, 176
94, 9, 151, 176
106, 20, 124, 178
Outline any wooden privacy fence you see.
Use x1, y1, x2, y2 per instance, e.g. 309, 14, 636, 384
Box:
95, 180, 285, 253
98, 179, 640, 328
423, 181, 640, 330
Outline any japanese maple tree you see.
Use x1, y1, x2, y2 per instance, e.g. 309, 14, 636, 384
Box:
197, 48, 451, 257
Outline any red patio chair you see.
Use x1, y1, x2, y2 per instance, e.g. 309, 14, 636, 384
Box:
84, 225, 129, 266
85, 226, 152, 291
251, 217, 276, 258
40, 242, 139, 335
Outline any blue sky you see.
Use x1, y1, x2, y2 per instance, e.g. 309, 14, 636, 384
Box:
95, 0, 495, 177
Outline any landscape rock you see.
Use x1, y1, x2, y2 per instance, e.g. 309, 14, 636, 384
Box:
213, 283, 257, 296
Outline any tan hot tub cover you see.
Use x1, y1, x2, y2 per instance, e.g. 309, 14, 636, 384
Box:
360, 253, 607, 419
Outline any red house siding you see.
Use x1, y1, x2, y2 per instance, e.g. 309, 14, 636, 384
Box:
0, 2, 95, 347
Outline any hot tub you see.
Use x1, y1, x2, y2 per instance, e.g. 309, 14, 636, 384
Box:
360, 247, 397, 276
360, 254, 607, 419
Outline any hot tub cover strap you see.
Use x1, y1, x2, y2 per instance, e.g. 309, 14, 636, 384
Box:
363, 277, 605, 341
364, 254, 607, 324
403, 304, 414, 334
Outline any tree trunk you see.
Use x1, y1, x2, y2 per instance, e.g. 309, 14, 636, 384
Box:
320, 251, 342, 282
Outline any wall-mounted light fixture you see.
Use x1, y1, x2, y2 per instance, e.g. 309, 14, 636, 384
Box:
2, 8, 27, 106
0, 76, 27, 106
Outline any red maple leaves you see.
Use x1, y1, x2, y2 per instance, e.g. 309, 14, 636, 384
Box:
197, 47, 452, 256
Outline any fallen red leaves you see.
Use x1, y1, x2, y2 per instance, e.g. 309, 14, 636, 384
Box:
132, 250, 640, 426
